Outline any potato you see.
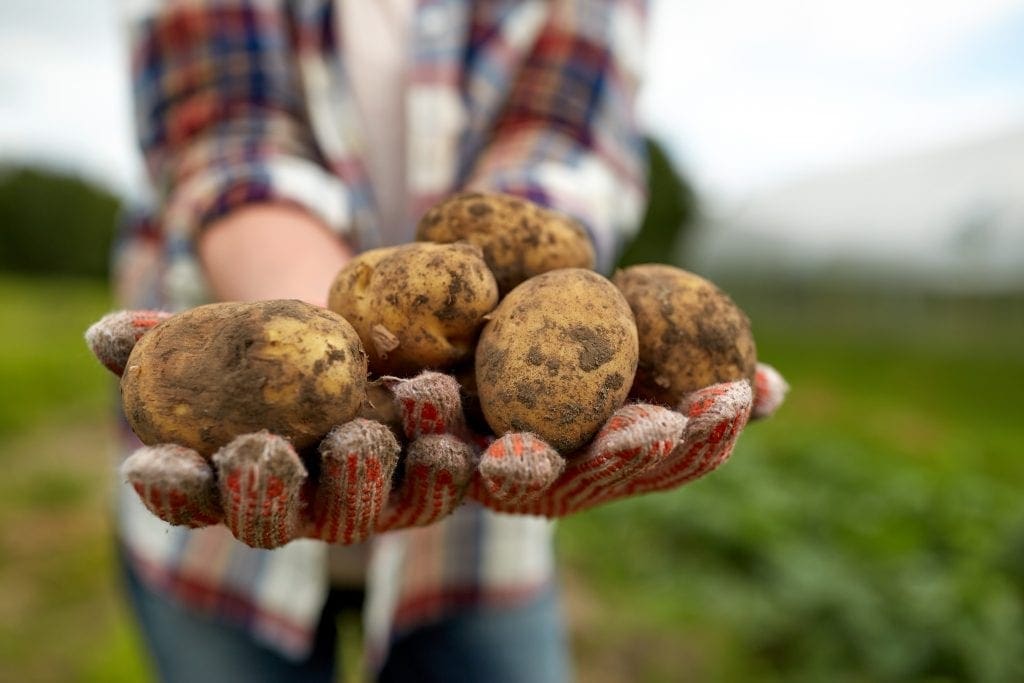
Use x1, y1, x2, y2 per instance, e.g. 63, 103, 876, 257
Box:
416, 191, 595, 295
612, 264, 757, 407
475, 269, 638, 453
327, 242, 499, 376
121, 300, 367, 456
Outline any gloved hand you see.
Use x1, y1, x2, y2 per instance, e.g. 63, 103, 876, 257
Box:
87, 310, 787, 546
409, 364, 787, 517
87, 311, 477, 549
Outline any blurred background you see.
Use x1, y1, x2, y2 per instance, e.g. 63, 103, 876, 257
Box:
1, 0, 1022, 681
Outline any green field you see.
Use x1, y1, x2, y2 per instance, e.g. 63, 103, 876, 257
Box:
0, 275, 148, 681
0, 274, 1021, 681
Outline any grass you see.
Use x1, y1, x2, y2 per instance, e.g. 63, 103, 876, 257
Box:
0, 274, 113, 436
0, 411, 150, 681
0, 275, 150, 681
0, 273, 1022, 681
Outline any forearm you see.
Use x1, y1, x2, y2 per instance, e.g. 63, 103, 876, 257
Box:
131, 3, 352, 250
198, 203, 354, 307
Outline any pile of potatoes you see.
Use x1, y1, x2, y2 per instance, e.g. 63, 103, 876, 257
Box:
120, 191, 757, 458
324, 191, 757, 454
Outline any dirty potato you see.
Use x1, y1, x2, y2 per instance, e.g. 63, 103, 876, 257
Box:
416, 191, 595, 295
121, 300, 367, 456
613, 264, 757, 407
327, 242, 499, 376
475, 269, 638, 453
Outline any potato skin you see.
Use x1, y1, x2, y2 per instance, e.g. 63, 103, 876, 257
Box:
475, 269, 638, 453
121, 300, 367, 456
416, 191, 595, 295
327, 242, 499, 376
612, 265, 757, 407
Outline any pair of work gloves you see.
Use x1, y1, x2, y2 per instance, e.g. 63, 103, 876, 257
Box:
88, 310, 787, 549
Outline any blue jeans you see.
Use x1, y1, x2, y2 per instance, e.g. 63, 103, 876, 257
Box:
121, 551, 571, 682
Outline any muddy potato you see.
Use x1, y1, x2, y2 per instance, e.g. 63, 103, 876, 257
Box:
121, 300, 367, 456
416, 191, 595, 295
326, 245, 396, 365
327, 242, 499, 376
613, 264, 757, 407
475, 269, 638, 453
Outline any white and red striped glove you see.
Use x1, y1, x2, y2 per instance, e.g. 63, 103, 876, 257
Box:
87, 312, 477, 549
449, 364, 787, 517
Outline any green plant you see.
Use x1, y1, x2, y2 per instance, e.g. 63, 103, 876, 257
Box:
0, 167, 119, 279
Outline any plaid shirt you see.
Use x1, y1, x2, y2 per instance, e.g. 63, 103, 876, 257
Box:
118, 0, 647, 666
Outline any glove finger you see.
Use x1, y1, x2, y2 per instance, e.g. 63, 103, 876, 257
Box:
575, 404, 687, 482
122, 444, 221, 527
85, 310, 172, 376
751, 362, 788, 419
386, 371, 466, 440
628, 380, 752, 494
311, 419, 400, 544
213, 431, 307, 549
377, 434, 475, 531
501, 404, 686, 517
470, 433, 564, 504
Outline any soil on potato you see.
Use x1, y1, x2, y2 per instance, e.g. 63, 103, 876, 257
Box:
332, 243, 497, 376
475, 269, 637, 453
417, 191, 594, 295
122, 301, 365, 455
614, 265, 757, 407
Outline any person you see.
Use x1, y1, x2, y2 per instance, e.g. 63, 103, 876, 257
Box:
116, 1, 648, 680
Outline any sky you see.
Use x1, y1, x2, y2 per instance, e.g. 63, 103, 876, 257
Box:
0, 1, 140, 193
639, 0, 1024, 197
1, 0, 1023, 204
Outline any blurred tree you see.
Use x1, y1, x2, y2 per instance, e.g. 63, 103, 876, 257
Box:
0, 166, 119, 279
617, 137, 699, 268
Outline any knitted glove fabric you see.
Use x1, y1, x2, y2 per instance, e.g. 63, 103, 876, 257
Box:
375, 373, 476, 531
380, 366, 787, 519
85, 310, 173, 375
467, 371, 778, 517
87, 312, 477, 549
